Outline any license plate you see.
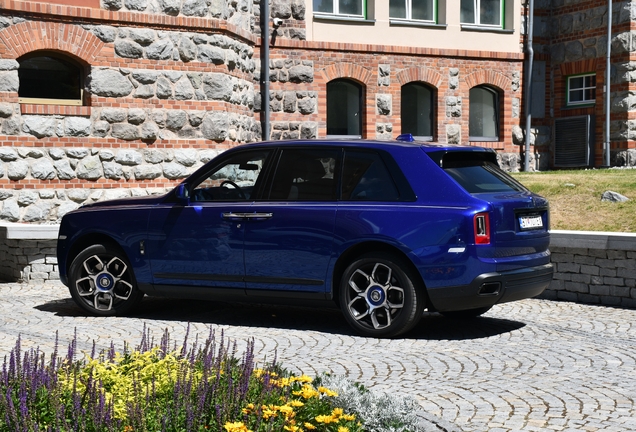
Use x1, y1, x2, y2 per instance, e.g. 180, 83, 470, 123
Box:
519, 215, 543, 230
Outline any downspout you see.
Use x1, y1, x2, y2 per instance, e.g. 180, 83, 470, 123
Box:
524, 0, 534, 172
605, 0, 612, 167
261, 0, 270, 141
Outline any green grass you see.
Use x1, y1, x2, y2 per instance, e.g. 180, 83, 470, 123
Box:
510, 169, 636, 232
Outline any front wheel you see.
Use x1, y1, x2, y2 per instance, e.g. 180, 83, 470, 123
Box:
68, 244, 143, 316
339, 253, 424, 338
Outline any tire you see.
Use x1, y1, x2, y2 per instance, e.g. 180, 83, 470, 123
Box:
68, 244, 143, 316
440, 306, 492, 320
339, 252, 424, 338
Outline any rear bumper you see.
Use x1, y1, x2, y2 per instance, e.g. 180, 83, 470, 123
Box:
427, 263, 554, 312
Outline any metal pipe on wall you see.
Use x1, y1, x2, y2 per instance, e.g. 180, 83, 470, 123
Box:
524, 0, 534, 172
605, 0, 612, 167
261, 0, 271, 141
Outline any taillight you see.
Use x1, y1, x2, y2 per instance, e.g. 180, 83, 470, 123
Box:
474, 212, 490, 245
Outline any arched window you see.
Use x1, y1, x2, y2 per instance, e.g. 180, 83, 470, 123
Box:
18, 53, 84, 106
327, 79, 363, 137
401, 82, 434, 141
469, 85, 499, 141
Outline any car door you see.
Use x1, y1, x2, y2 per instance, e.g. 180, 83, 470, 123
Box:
243, 147, 340, 296
146, 149, 271, 291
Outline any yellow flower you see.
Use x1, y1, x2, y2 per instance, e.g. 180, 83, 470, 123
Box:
331, 407, 344, 417
223, 421, 252, 432
337, 427, 350, 432
315, 414, 337, 424
341, 414, 356, 421
293, 384, 320, 399
318, 386, 338, 397
284, 425, 301, 432
289, 400, 304, 407
304, 423, 317, 430
292, 374, 313, 383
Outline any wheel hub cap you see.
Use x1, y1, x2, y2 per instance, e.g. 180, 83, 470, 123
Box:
96, 272, 114, 292
367, 285, 386, 307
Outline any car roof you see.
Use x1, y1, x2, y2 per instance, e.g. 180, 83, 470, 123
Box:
230, 139, 496, 154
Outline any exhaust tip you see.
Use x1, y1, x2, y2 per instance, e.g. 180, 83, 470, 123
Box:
478, 282, 501, 296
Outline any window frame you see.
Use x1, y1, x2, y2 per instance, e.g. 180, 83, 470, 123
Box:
389, 0, 437, 24
460, 0, 504, 28
566, 73, 597, 107
468, 85, 500, 142
17, 52, 86, 107
313, 0, 367, 19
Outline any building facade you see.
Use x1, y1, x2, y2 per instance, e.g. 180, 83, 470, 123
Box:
0, 0, 632, 224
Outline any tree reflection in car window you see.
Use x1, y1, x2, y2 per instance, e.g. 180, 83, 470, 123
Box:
191, 151, 270, 202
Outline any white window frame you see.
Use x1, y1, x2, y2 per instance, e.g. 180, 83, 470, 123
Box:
389, 0, 436, 23
313, 0, 366, 19
567, 73, 596, 107
460, 0, 503, 28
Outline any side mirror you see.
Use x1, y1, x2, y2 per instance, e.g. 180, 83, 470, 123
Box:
175, 183, 189, 203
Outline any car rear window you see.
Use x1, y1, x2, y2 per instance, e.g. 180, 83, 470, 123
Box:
433, 151, 527, 194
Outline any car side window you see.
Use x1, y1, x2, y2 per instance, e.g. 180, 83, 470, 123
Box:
341, 151, 400, 201
269, 149, 339, 201
191, 151, 270, 202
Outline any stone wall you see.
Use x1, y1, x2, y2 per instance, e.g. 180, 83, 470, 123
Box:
0, 223, 59, 283
542, 230, 636, 308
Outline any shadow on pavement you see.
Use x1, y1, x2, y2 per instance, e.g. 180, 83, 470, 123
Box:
35, 296, 525, 341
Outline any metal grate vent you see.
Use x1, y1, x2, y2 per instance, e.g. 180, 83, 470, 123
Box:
554, 115, 594, 167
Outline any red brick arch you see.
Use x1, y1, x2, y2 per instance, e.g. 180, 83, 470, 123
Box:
0, 21, 104, 63
396, 67, 443, 89
464, 70, 510, 91
320, 62, 373, 86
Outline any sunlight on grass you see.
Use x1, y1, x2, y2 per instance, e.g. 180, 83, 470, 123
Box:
511, 169, 636, 232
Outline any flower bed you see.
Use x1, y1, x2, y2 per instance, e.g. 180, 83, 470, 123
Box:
0, 327, 422, 432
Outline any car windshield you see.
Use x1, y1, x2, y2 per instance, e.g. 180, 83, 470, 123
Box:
433, 151, 527, 194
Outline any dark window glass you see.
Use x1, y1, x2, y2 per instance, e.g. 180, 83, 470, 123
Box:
339, 0, 362, 15
342, 151, 400, 201
469, 86, 499, 140
568, 74, 596, 105
314, 0, 333, 13
461, 0, 501, 26
18, 55, 82, 100
269, 149, 339, 201
460, 0, 475, 23
412, 0, 434, 20
191, 151, 270, 202
327, 79, 363, 137
440, 152, 527, 194
390, 0, 407, 18
401, 83, 433, 139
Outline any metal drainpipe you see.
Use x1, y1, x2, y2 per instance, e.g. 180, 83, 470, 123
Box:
605, 0, 612, 167
524, 0, 534, 172
261, 0, 270, 141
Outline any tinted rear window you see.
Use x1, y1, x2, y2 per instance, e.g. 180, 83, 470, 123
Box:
433, 151, 527, 194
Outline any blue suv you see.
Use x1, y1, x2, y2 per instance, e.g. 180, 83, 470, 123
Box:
57, 139, 553, 337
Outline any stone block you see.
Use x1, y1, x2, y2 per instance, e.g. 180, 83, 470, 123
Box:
580, 265, 599, 275
571, 273, 591, 284
573, 255, 596, 265
617, 268, 636, 279
600, 267, 617, 277
548, 279, 564, 291
539, 290, 558, 300
557, 291, 579, 302
553, 272, 571, 281
604, 277, 624, 286
590, 285, 610, 296
610, 286, 630, 298
620, 298, 636, 308
607, 250, 627, 260
600, 296, 621, 306
558, 262, 580, 273
565, 281, 588, 293
595, 258, 616, 269
578, 294, 600, 305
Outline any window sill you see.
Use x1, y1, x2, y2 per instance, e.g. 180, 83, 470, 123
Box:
389, 19, 446, 29
460, 24, 514, 34
20, 104, 91, 116
564, 103, 595, 109
313, 13, 375, 24
469, 137, 500, 142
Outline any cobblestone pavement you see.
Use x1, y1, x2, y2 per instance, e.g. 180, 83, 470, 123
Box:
2, 282, 636, 431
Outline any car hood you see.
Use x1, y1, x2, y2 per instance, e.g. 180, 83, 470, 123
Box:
78, 193, 167, 210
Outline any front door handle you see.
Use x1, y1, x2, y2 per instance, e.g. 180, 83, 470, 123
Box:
222, 212, 273, 220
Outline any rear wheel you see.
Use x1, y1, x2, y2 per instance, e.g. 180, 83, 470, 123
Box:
68, 244, 143, 316
339, 252, 424, 338
440, 306, 492, 320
